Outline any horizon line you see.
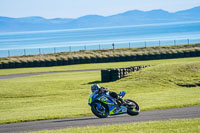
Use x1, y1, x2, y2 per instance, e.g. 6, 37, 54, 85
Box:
0, 5, 199, 19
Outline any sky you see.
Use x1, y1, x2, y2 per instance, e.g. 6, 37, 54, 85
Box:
0, 0, 200, 19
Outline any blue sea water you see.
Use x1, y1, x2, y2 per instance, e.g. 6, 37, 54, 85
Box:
0, 21, 200, 57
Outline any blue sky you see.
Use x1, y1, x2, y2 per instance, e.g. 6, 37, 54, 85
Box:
0, 0, 200, 18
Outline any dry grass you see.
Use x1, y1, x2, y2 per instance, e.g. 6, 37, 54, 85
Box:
0, 43, 200, 66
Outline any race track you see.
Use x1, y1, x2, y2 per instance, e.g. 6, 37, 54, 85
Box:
0, 69, 100, 79
0, 106, 200, 133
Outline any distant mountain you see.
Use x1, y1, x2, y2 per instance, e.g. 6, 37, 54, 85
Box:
0, 6, 200, 32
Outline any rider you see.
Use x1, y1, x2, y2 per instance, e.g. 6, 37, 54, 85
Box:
91, 84, 124, 106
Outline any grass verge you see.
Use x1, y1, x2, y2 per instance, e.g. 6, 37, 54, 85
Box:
31, 118, 200, 133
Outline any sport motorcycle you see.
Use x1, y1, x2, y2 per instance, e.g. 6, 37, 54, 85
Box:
88, 91, 140, 118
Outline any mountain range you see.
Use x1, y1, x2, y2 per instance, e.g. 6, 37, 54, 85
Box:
0, 6, 200, 32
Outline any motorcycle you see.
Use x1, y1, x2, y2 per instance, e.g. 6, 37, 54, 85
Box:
88, 91, 140, 118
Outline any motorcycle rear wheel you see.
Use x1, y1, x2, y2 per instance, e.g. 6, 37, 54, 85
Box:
91, 101, 109, 118
125, 99, 140, 116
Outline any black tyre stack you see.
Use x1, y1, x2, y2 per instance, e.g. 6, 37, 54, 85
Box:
101, 69, 111, 82
101, 65, 150, 82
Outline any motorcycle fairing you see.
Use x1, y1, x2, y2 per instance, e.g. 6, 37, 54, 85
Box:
88, 93, 98, 105
97, 94, 127, 115
89, 92, 128, 115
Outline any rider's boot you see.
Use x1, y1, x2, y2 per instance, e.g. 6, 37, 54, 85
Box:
117, 97, 125, 107
118, 97, 134, 106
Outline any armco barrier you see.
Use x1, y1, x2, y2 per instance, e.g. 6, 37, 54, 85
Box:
101, 65, 150, 82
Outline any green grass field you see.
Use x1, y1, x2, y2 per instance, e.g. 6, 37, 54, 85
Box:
30, 118, 200, 133
0, 57, 200, 124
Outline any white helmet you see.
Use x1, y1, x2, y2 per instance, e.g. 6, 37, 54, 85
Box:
91, 84, 100, 93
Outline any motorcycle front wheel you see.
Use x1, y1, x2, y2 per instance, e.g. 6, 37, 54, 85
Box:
125, 99, 140, 116
91, 101, 109, 118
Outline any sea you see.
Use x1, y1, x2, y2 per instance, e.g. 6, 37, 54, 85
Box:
0, 21, 200, 57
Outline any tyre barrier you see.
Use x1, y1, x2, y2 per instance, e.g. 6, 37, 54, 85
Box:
0, 48, 199, 69
101, 65, 150, 82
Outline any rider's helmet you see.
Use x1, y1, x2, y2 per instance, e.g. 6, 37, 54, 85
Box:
91, 84, 100, 93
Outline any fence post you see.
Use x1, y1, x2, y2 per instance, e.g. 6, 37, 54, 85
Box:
69, 46, 71, 52
145, 41, 147, 48
112, 43, 115, 50
24, 49, 26, 55
8, 50, 10, 57
84, 45, 86, 50
99, 44, 101, 50
187, 39, 190, 44
54, 48, 56, 53
174, 40, 176, 45
39, 48, 41, 54
159, 40, 161, 47
129, 42, 131, 49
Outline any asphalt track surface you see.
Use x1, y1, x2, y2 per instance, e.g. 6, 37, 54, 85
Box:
0, 106, 200, 133
0, 69, 101, 80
